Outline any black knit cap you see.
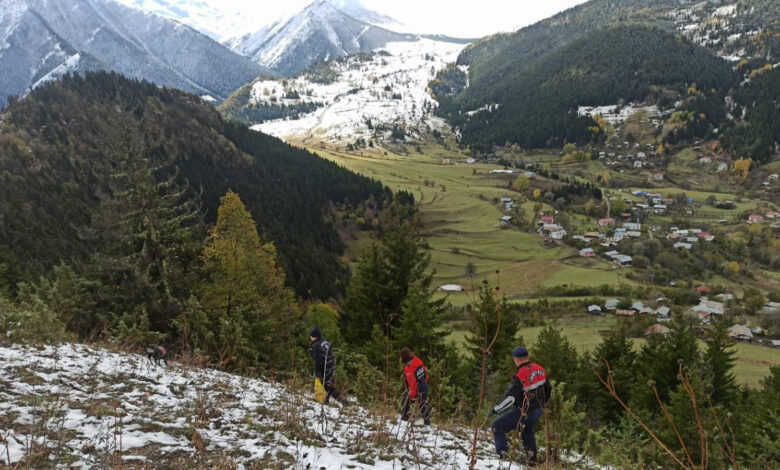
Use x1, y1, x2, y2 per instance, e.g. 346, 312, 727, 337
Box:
400, 348, 414, 363
309, 326, 322, 339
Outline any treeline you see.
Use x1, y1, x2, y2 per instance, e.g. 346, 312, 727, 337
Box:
0, 71, 388, 299
436, 25, 739, 152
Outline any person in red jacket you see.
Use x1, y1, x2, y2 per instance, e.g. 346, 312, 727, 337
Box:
490, 346, 552, 466
400, 348, 431, 425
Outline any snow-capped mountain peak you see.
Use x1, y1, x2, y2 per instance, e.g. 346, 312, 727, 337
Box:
229, 0, 415, 76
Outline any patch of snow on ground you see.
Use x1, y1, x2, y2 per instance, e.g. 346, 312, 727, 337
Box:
0, 342, 518, 469
253, 38, 466, 144
578, 104, 663, 126
714, 5, 737, 17
31, 53, 82, 89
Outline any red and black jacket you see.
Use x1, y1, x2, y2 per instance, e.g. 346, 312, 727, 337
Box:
505, 362, 551, 411
403, 356, 429, 398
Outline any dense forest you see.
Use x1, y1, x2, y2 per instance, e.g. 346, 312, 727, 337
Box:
434, 25, 739, 151
722, 66, 780, 164
0, 72, 388, 299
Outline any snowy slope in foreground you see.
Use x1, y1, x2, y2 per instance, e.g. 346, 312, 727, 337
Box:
0, 343, 508, 469
253, 38, 465, 144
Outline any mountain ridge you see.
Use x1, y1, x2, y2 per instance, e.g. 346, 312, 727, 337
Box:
0, 0, 271, 106
228, 0, 416, 76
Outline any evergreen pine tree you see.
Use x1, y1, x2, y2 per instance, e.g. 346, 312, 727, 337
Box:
394, 285, 447, 360
465, 281, 520, 401
201, 190, 297, 370
589, 329, 637, 425
341, 210, 433, 346
532, 321, 580, 387
341, 244, 391, 344
633, 315, 700, 410
703, 319, 738, 405
83, 128, 204, 341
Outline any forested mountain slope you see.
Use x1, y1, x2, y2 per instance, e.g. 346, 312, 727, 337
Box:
434, 25, 739, 151
0, 72, 386, 299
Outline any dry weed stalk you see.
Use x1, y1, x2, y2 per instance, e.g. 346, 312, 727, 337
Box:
593, 360, 738, 470
468, 274, 503, 470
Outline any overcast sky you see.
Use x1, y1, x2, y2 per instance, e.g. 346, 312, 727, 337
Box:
216, 0, 588, 38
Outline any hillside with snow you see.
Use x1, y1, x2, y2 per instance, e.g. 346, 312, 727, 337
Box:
0, 343, 511, 469
241, 38, 466, 145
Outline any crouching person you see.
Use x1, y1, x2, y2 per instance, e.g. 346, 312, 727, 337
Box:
146, 344, 169, 367
309, 327, 344, 405
400, 348, 431, 426
490, 346, 551, 466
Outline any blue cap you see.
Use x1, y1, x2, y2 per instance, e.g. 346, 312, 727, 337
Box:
512, 346, 529, 358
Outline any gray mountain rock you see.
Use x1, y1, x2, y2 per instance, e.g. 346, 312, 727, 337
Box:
0, 0, 270, 105
230, 0, 414, 77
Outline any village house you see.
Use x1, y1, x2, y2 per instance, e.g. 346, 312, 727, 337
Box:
550, 229, 567, 240
616, 254, 632, 265
699, 156, 712, 164
674, 242, 693, 250
605, 299, 620, 311
442, 158, 451, 164
500, 215, 512, 224
500, 197, 513, 204
697, 231, 715, 242
653, 173, 664, 181
599, 218, 616, 227
769, 174, 779, 183
645, 324, 671, 336
572, 235, 591, 245
728, 325, 754, 342
579, 248, 595, 257
748, 214, 764, 224
716, 162, 728, 172
540, 215, 555, 225
623, 222, 641, 231
761, 302, 780, 314
616, 309, 636, 317
653, 204, 667, 214
656, 306, 671, 320
588, 305, 603, 315
689, 298, 725, 324
640, 305, 656, 315
766, 211, 780, 220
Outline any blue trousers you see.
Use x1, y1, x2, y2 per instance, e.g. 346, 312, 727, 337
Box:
492, 406, 544, 459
